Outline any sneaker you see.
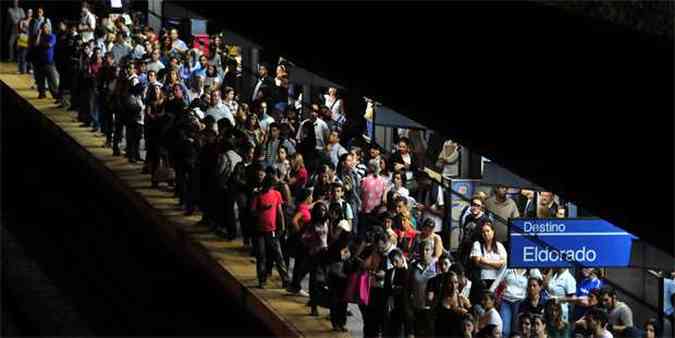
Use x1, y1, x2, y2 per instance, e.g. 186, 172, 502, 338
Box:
287, 288, 310, 297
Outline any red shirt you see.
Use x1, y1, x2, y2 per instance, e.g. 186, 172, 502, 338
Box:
251, 189, 283, 233
291, 167, 308, 191
296, 202, 312, 226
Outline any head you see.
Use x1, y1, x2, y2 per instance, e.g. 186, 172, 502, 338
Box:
539, 191, 554, 206
532, 315, 547, 337
26, 8, 33, 19
420, 240, 434, 264
170, 28, 179, 41
147, 70, 157, 83
389, 249, 406, 269
545, 298, 563, 322
258, 64, 268, 77
367, 158, 381, 176
328, 130, 340, 145
369, 144, 381, 160
398, 137, 410, 154
438, 255, 452, 273
463, 316, 476, 335
223, 86, 235, 101
480, 291, 496, 310
599, 286, 617, 310
518, 313, 533, 337
41, 21, 51, 35
585, 308, 609, 333
328, 87, 337, 96
311, 202, 329, 224
494, 185, 508, 199
470, 196, 485, 216
421, 218, 435, 237
331, 183, 344, 201
477, 324, 501, 338
37, 7, 44, 18
527, 277, 543, 298
479, 220, 496, 244
276, 144, 288, 162
172, 84, 184, 100
199, 55, 208, 68
392, 170, 406, 188
643, 319, 659, 338
210, 90, 221, 105
291, 153, 305, 170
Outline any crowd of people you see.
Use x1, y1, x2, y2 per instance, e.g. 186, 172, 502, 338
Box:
6, 1, 669, 337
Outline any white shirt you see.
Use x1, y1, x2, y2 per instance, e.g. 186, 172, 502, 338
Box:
297, 118, 330, 151
502, 269, 542, 302
206, 102, 235, 127
80, 10, 96, 42
470, 241, 507, 281
259, 112, 275, 132
547, 269, 576, 321
484, 308, 503, 333
146, 60, 165, 74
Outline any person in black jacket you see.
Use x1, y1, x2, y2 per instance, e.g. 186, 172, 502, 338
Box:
389, 137, 419, 195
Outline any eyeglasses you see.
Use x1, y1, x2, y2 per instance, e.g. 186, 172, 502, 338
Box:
471, 202, 482, 208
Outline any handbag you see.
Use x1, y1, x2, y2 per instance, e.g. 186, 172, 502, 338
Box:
17, 33, 29, 48
343, 271, 371, 306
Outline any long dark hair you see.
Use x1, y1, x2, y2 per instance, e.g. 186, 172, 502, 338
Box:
478, 219, 498, 253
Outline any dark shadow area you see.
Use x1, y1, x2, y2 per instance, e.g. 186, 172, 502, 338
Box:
1, 85, 272, 336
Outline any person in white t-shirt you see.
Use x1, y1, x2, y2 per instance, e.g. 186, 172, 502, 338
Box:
543, 268, 576, 322
470, 220, 507, 304
478, 291, 503, 334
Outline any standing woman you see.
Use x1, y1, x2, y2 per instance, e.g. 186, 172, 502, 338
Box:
432, 271, 472, 338
500, 268, 543, 337
437, 139, 460, 180
145, 84, 167, 187
288, 153, 309, 197
543, 268, 576, 322
478, 291, 503, 335
286, 188, 313, 296
16, 8, 31, 74
470, 220, 507, 306
303, 202, 331, 316
8, 0, 26, 62
87, 48, 104, 133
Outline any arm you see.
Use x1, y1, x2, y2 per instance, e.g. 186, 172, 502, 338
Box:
290, 212, 303, 233
277, 203, 285, 232
433, 235, 444, 259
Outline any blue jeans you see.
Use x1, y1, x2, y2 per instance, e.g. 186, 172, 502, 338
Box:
499, 299, 521, 337
16, 48, 28, 73
89, 90, 101, 129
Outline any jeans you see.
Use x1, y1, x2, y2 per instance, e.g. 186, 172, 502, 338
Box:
8, 33, 17, 61
255, 231, 289, 285
89, 90, 101, 129
499, 299, 521, 338
16, 48, 28, 73
35, 63, 59, 97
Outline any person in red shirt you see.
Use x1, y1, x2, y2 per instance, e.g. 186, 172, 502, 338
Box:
251, 175, 290, 289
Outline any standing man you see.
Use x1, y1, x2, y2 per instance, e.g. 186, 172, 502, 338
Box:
485, 185, 520, 242
251, 63, 273, 102
251, 175, 290, 289
7, 0, 26, 62
29, 7, 51, 90
35, 22, 59, 99
78, 2, 96, 43
600, 286, 634, 338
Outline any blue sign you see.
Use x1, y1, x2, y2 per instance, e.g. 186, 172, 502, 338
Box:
509, 218, 635, 268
